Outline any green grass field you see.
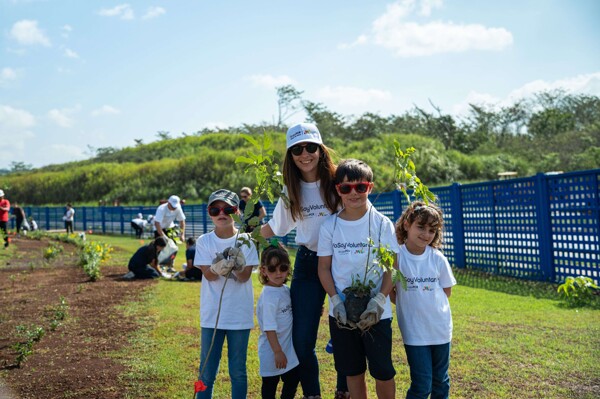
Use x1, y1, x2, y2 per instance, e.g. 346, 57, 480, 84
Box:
95, 235, 600, 398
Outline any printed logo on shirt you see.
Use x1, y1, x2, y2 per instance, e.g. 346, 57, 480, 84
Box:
281, 304, 292, 314
422, 285, 433, 291
333, 241, 370, 255
301, 203, 329, 219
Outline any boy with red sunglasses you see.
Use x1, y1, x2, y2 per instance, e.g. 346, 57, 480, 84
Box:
193, 189, 259, 399
317, 159, 397, 399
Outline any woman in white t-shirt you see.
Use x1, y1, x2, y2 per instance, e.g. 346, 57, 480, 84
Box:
260, 122, 345, 398
64, 203, 75, 233
193, 189, 259, 399
393, 201, 457, 399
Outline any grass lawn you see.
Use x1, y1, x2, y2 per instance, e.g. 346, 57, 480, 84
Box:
98, 235, 599, 399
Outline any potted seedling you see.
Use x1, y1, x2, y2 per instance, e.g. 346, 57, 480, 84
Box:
342, 141, 433, 325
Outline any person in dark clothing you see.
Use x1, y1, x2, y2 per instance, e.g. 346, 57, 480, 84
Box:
175, 237, 203, 281
12, 202, 26, 235
239, 187, 266, 233
127, 236, 167, 279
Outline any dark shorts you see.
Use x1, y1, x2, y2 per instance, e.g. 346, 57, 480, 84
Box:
329, 316, 396, 380
186, 266, 203, 280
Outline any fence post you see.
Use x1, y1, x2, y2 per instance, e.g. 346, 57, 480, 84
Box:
101, 206, 106, 234
120, 206, 125, 234
450, 183, 466, 268
82, 207, 87, 232
535, 173, 554, 282
392, 190, 403, 221
45, 207, 50, 231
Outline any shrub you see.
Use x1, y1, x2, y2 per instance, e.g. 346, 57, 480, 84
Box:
78, 241, 113, 281
557, 276, 599, 307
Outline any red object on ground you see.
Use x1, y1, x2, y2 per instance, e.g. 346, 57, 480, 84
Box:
194, 380, 207, 393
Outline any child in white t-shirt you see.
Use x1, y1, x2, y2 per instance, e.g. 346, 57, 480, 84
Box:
256, 243, 300, 399
193, 189, 259, 399
393, 201, 457, 399
318, 159, 396, 399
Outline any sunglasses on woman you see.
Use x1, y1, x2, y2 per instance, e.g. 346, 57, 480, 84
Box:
208, 205, 238, 217
336, 182, 373, 195
290, 143, 319, 156
266, 264, 290, 273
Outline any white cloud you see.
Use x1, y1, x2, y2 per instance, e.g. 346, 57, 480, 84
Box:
0, 105, 35, 165
0, 105, 35, 131
340, 0, 512, 57
10, 20, 51, 47
64, 48, 79, 59
338, 34, 368, 50
142, 6, 166, 20
91, 105, 121, 117
248, 74, 297, 89
0, 68, 18, 86
452, 72, 600, 115
47, 106, 80, 128
98, 4, 134, 20
316, 86, 392, 107
61, 25, 72, 38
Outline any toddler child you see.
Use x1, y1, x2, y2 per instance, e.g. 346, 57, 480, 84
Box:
256, 244, 300, 399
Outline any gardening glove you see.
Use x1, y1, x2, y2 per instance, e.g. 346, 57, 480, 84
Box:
330, 294, 347, 325
209, 258, 235, 276
357, 293, 386, 331
223, 247, 246, 271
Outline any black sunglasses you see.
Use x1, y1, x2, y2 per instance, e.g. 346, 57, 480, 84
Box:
266, 264, 290, 273
336, 182, 372, 195
208, 206, 238, 217
290, 143, 319, 156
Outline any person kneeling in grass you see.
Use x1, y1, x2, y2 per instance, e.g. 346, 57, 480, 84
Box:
127, 236, 167, 279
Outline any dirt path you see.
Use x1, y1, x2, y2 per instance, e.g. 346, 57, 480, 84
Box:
0, 237, 154, 399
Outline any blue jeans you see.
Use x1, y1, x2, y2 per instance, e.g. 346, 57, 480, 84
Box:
196, 328, 250, 399
290, 246, 326, 396
404, 343, 451, 399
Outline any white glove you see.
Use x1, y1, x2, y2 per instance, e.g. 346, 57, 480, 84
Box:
357, 293, 386, 331
223, 247, 245, 271
330, 295, 347, 325
210, 258, 235, 276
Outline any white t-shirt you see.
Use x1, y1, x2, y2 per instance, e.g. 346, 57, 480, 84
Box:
65, 208, 75, 222
131, 217, 147, 228
268, 182, 334, 252
193, 231, 259, 329
395, 245, 457, 346
256, 285, 299, 377
317, 206, 396, 320
154, 203, 185, 229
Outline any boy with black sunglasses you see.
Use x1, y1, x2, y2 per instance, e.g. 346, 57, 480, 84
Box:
193, 189, 259, 399
317, 159, 397, 399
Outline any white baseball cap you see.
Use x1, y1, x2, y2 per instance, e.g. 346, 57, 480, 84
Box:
0, 189, 4, 197
168, 195, 180, 208
286, 122, 322, 149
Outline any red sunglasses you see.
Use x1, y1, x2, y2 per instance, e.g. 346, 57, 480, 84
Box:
336, 182, 373, 195
208, 206, 238, 217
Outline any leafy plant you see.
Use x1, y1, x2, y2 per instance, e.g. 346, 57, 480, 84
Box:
235, 131, 287, 247
47, 296, 69, 331
43, 242, 63, 261
79, 240, 113, 281
12, 324, 45, 367
393, 141, 435, 204
557, 276, 599, 307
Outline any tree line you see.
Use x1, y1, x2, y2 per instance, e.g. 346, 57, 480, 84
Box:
1, 89, 598, 205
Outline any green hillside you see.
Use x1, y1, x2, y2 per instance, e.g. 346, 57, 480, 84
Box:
2, 90, 599, 206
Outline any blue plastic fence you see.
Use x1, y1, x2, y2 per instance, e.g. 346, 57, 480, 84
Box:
13, 169, 600, 284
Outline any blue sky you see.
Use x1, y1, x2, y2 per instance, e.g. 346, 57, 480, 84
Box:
1, 0, 599, 169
